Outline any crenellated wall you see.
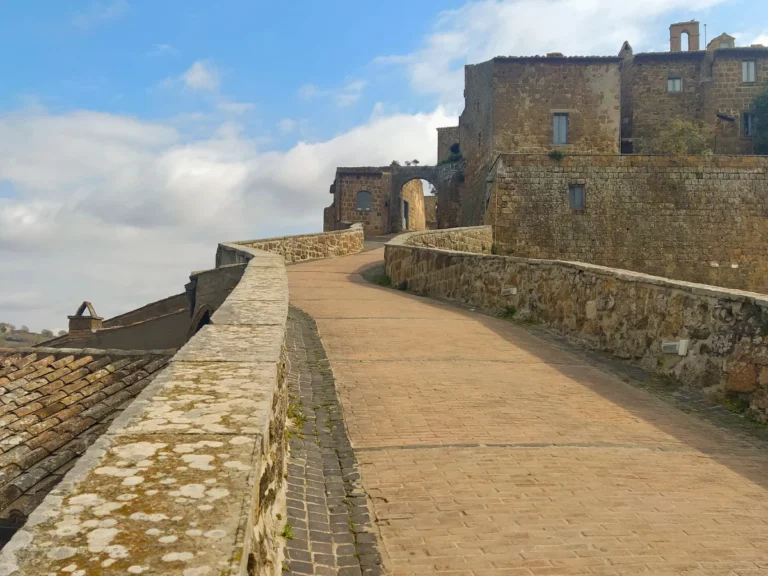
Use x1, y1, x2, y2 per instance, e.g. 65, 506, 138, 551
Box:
386, 227, 768, 424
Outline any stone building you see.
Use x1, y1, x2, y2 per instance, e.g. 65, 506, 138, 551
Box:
323, 163, 463, 235
621, 21, 768, 153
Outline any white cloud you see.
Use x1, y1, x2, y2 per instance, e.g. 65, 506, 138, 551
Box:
378, 0, 729, 111
298, 84, 320, 100
0, 106, 452, 331
333, 81, 366, 107
217, 101, 255, 114
183, 60, 220, 92
297, 80, 366, 108
72, 0, 129, 29
149, 43, 179, 57
278, 119, 297, 134
752, 33, 768, 46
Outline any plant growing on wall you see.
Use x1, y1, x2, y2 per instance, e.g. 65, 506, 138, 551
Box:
647, 119, 715, 155
752, 86, 768, 155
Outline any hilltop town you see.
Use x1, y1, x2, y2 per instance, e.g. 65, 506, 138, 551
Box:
2, 17, 768, 576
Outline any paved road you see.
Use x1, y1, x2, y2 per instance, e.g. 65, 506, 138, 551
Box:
288, 248, 768, 576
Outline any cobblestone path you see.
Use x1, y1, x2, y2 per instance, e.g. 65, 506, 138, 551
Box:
288, 248, 768, 576
283, 307, 384, 575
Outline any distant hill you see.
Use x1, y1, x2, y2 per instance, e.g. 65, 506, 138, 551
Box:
0, 323, 64, 349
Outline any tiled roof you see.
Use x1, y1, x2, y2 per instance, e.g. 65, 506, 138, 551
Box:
0, 347, 173, 523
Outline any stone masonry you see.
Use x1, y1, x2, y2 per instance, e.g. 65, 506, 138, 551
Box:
489, 154, 768, 293
386, 226, 768, 425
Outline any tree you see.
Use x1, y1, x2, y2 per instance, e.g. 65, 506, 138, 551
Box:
58, 330, 68, 337
752, 87, 768, 155
41, 329, 54, 337
411, 159, 420, 165
647, 119, 714, 155
19, 325, 29, 333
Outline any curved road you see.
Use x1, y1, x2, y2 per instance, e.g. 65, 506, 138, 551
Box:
288, 248, 768, 576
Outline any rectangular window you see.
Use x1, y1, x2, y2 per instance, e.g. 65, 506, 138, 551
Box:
744, 113, 755, 137
569, 184, 585, 211
668, 78, 682, 92
553, 113, 568, 145
743, 61, 756, 83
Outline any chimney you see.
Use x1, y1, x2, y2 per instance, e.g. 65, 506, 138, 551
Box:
67, 301, 103, 340
670, 21, 700, 52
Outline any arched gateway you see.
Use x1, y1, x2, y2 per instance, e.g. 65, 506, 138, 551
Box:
323, 161, 465, 235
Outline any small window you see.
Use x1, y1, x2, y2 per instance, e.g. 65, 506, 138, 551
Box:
719, 41, 730, 49
356, 190, 372, 211
553, 113, 568, 145
668, 78, 682, 92
569, 184, 585, 211
744, 113, 756, 137
743, 61, 756, 83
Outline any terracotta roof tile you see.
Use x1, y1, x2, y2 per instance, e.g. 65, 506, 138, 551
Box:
0, 346, 173, 522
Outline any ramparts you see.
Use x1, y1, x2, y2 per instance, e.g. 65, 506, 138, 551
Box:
386, 227, 768, 423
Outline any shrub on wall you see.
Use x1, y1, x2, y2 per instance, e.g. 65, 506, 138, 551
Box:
647, 119, 715, 155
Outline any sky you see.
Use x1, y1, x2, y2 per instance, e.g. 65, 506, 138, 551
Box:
1, 0, 766, 332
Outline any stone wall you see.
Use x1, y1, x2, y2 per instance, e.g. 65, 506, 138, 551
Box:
0, 243, 290, 575
399, 179, 426, 231
332, 170, 391, 235
459, 60, 495, 228
629, 53, 706, 152
385, 227, 768, 424
709, 51, 768, 154
424, 195, 437, 229
624, 48, 768, 153
437, 126, 460, 163
492, 58, 621, 155
489, 154, 768, 294
219, 223, 364, 265
402, 225, 492, 254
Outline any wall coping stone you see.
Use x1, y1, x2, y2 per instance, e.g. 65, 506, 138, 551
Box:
387, 227, 768, 306
0, 241, 290, 575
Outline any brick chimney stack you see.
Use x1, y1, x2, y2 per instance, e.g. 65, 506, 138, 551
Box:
67, 301, 103, 339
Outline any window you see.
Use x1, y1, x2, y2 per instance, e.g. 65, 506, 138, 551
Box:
744, 113, 756, 137
355, 190, 372, 211
743, 61, 756, 83
569, 184, 585, 211
719, 41, 730, 49
553, 113, 568, 145
668, 78, 682, 92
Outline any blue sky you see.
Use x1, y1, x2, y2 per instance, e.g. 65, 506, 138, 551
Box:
1, 0, 766, 331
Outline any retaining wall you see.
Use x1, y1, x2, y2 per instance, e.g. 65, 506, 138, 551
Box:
385, 227, 768, 423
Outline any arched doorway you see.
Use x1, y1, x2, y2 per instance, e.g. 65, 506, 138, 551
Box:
396, 177, 435, 232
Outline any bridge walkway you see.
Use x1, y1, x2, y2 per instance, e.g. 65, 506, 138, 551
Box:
287, 248, 768, 576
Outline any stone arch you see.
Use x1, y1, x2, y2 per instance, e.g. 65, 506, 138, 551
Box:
670, 21, 700, 52
187, 306, 212, 339
389, 163, 465, 233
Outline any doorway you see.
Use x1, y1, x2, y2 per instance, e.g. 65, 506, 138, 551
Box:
402, 200, 410, 230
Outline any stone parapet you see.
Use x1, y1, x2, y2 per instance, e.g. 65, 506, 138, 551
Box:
0, 245, 290, 575
217, 223, 364, 266
398, 225, 493, 254
386, 227, 768, 423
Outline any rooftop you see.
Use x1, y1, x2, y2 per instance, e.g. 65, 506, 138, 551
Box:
0, 346, 172, 531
